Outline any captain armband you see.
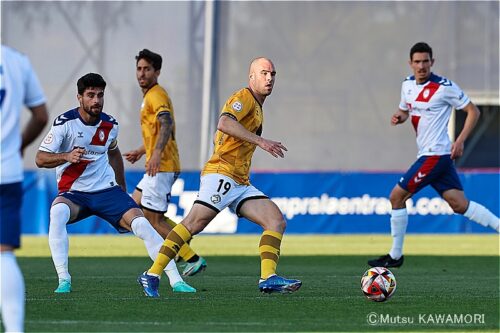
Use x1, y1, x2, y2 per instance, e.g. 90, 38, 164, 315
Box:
108, 139, 118, 150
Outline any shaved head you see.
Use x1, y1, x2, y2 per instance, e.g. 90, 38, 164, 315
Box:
249, 57, 275, 76
248, 57, 276, 104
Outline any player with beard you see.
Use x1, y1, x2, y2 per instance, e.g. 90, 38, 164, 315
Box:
36, 73, 195, 294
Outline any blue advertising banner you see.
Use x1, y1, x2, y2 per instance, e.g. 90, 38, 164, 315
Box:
21, 170, 499, 234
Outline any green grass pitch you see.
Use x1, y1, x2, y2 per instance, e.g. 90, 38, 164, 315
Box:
11, 235, 500, 332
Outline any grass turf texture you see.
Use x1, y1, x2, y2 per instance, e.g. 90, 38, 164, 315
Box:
14, 235, 500, 332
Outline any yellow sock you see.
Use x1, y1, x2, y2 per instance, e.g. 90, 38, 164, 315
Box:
164, 216, 178, 228
178, 243, 197, 262
164, 216, 197, 261
148, 223, 192, 276
259, 230, 282, 279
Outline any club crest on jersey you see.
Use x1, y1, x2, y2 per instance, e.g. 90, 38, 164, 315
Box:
423, 89, 430, 99
232, 101, 242, 112
98, 129, 105, 142
210, 194, 221, 204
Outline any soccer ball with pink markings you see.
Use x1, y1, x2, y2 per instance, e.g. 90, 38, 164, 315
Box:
361, 267, 397, 302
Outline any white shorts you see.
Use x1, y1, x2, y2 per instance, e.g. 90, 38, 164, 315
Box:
136, 172, 179, 213
195, 174, 267, 216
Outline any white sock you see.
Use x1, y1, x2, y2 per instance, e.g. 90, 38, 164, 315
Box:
464, 201, 500, 232
130, 217, 183, 286
389, 208, 408, 260
1, 252, 25, 333
48, 203, 71, 282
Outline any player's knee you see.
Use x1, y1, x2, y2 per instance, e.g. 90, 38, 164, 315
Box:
449, 200, 468, 214
264, 215, 286, 234
183, 218, 206, 236
50, 203, 70, 222
389, 194, 405, 209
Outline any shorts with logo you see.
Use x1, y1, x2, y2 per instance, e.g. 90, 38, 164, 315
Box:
0, 182, 23, 248
136, 172, 179, 213
398, 154, 463, 195
60, 186, 139, 233
195, 174, 268, 217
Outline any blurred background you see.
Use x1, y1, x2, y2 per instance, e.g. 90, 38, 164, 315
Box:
4, 0, 498, 171
2, 1, 498, 234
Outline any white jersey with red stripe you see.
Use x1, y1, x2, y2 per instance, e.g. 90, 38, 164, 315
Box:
398, 72, 470, 158
39, 108, 119, 193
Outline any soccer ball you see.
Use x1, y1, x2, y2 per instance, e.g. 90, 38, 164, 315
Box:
361, 267, 397, 302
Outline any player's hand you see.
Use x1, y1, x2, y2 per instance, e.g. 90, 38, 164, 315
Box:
258, 138, 287, 158
146, 150, 161, 176
66, 147, 85, 164
451, 140, 464, 159
123, 149, 143, 164
391, 114, 402, 125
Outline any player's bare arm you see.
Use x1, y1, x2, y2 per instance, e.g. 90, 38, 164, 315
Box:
21, 104, 48, 154
35, 147, 85, 168
391, 109, 409, 126
123, 145, 145, 164
146, 112, 173, 176
108, 141, 127, 191
218, 114, 287, 158
451, 102, 480, 159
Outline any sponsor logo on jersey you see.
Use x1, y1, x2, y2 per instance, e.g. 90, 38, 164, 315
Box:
232, 101, 242, 112
77, 131, 83, 138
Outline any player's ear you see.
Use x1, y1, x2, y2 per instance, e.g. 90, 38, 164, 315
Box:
430, 58, 435, 66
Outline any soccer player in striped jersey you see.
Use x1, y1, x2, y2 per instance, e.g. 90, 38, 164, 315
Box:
368, 42, 499, 268
1, 45, 49, 333
123, 49, 206, 277
137, 57, 302, 297
36, 73, 195, 294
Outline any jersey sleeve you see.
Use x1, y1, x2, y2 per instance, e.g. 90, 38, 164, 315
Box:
108, 123, 119, 150
221, 93, 252, 121
39, 122, 65, 153
398, 83, 409, 111
443, 81, 470, 110
23, 57, 46, 108
148, 90, 172, 118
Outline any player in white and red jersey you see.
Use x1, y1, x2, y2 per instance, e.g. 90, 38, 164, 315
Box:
1, 45, 48, 333
36, 73, 195, 294
368, 42, 499, 268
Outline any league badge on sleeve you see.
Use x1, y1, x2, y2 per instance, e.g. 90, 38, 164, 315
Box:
232, 101, 242, 112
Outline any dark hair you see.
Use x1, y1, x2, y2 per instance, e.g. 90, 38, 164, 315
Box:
77, 73, 106, 95
410, 42, 433, 60
136, 49, 162, 71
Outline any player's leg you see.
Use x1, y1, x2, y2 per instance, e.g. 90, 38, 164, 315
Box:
442, 189, 499, 232
136, 173, 207, 275
105, 186, 194, 294
48, 196, 81, 293
137, 203, 216, 297
368, 156, 445, 267
238, 197, 302, 293
1, 182, 25, 332
368, 185, 411, 268
389, 185, 411, 259
436, 160, 499, 232
147, 204, 216, 276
